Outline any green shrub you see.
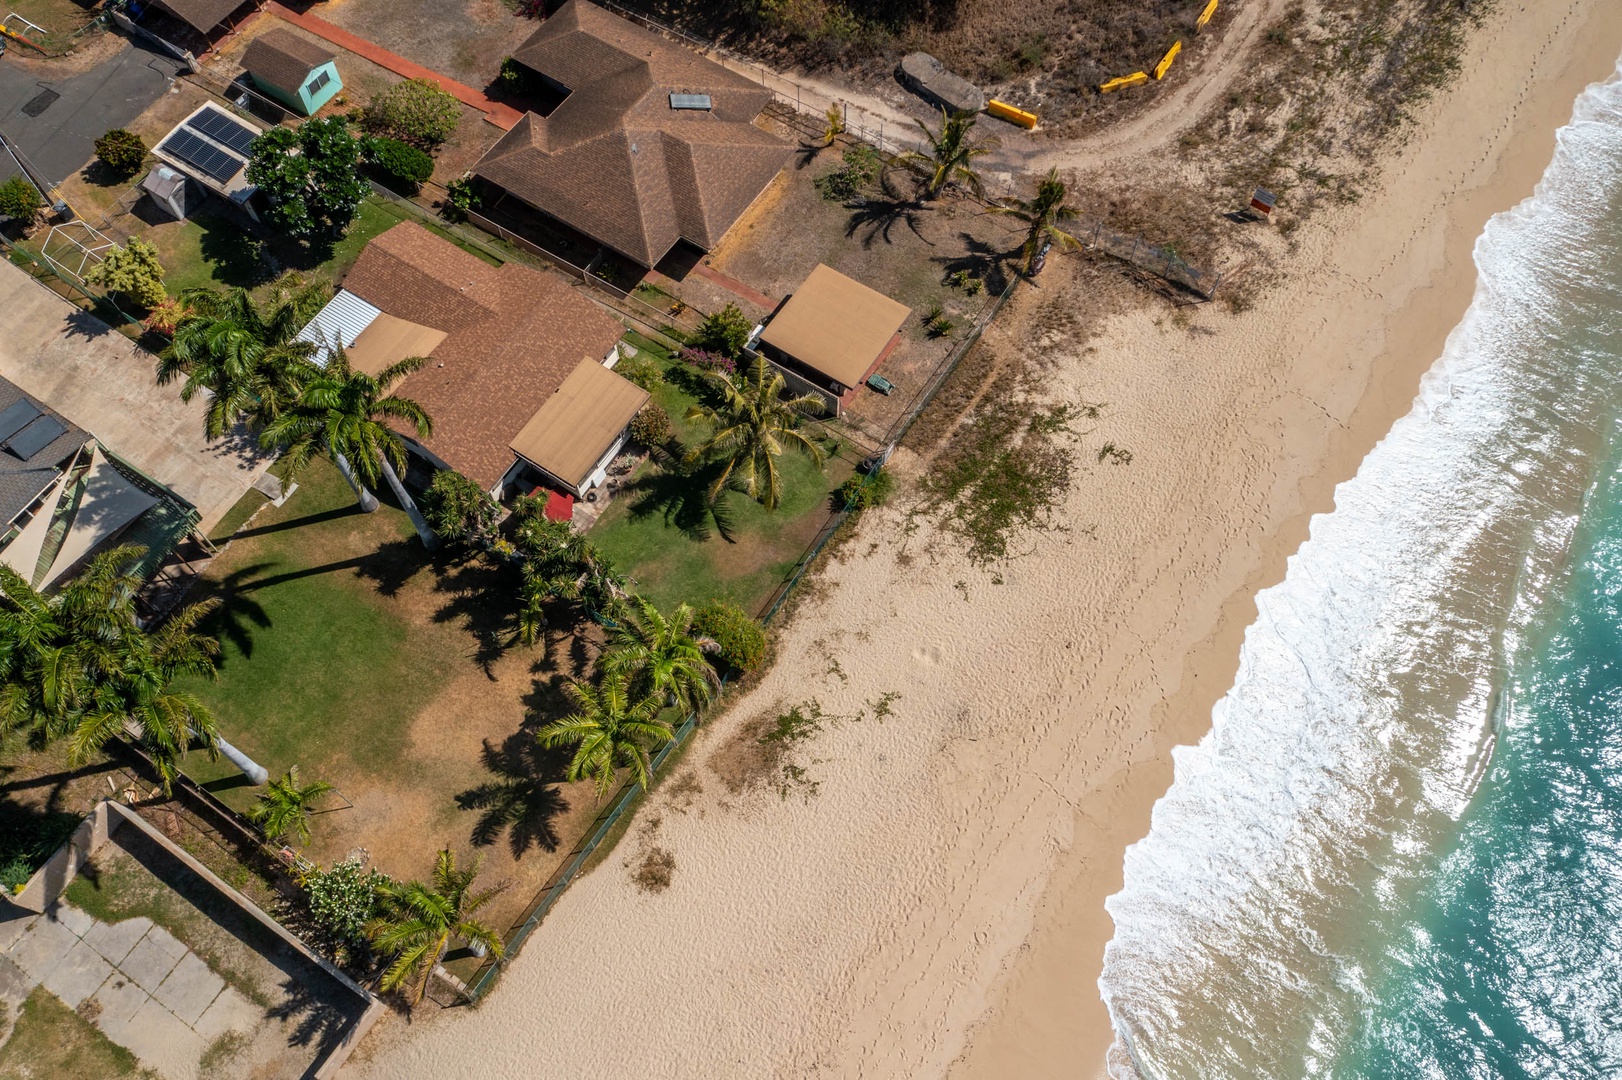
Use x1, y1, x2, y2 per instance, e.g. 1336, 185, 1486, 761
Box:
628, 401, 672, 446
368, 136, 434, 187
360, 77, 461, 148
693, 600, 767, 673
85, 236, 166, 308
813, 144, 881, 200
302, 857, 391, 960
694, 302, 752, 360
442, 175, 480, 222
422, 468, 498, 544
0, 176, 41, 223
94, 128, 147, 174
836, 468, 893, 512
497, 57, 533, 93
614, 353, 664, 391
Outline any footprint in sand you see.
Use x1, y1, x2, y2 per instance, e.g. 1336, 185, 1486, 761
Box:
912, 645, 944, 666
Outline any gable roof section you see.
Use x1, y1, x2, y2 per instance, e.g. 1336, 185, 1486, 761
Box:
337, 223, 626, 487
242, 28, 337, 97
760, 264, 912, 387
511, 359, 649, 491
473, 0, 790, 266
148, 0, 246, 33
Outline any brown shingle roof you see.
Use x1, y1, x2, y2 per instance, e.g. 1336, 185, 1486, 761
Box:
473, 0, 791, 266
338, 223, 627, 488
148, 0, 248, 33
242, 28, 336, 97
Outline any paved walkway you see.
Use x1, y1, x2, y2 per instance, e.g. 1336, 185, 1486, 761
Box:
0, 900, 259, 1079
0, 261, 272, 532
259, 3, 523, 130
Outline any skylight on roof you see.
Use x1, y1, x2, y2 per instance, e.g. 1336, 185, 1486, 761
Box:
669, 93, 712, 111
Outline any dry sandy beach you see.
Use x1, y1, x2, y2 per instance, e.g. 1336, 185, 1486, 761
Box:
344, 2, 1622, 1076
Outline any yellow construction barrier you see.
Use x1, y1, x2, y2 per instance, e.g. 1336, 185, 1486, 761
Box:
1196, 0, 1219, 30
1099, 72, 1150, 93
987, 99, 1038, 129
1154, 41, 1182, 80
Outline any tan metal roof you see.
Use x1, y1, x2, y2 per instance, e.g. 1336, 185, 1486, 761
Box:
345, 313, 446, 377
510, 359, 649, 490
759, 264, 911, 387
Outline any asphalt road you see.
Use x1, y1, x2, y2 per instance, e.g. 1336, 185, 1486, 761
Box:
0, 36, 183, 191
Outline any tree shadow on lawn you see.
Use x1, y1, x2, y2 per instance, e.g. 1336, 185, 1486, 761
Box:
454, 729, 575, 859
616, 442, 739, 543
428, 553, 526, 677
846, 194, 932, 249
193, 213, 272, 289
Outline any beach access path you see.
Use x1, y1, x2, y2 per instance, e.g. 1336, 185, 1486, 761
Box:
340, 2, 1622, 1078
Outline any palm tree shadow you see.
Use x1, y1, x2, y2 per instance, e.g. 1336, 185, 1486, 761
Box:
352, 537, 432, 598
846, 195, 931, 249
429, 554, 527, 676
617, 452, 738, 543
935, 231, 1014, 294
455, 730, 573, 858
197, 562, 274, 659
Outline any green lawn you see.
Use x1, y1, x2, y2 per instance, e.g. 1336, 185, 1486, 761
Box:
0, 987, 156, 1080
155, 197, 413, 299
178, 458, 449, 788
589, 342, 853, 615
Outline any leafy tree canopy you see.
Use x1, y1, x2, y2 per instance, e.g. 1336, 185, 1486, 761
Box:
247, 117, 368, 239
85, 237, 167, 309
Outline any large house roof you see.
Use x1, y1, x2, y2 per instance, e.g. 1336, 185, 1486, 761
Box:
148, 0, 246, 33
242, 28, 336, 97
336, 223, 628, 488
473, 0, 791, 267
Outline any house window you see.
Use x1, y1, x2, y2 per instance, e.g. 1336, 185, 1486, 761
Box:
306, 70, 331, 97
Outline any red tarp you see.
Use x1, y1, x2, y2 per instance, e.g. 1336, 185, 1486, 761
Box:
543, 490, 575, 522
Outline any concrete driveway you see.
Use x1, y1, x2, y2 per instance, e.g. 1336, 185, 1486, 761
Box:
0, 37, 184, 190
0, 260, 270, 531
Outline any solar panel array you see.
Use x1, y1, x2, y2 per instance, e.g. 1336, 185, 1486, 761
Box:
188, 107, 258, 155
5, 415, 66, 460
159, 129, 243, 185
0, 400, 43, 446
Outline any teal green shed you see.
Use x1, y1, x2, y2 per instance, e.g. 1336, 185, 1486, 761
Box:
242, 28, 342, 117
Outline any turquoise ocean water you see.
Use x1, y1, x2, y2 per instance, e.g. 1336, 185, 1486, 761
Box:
1101, 60, 1622, 1079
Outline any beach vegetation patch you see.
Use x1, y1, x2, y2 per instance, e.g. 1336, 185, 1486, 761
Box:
913, 397, 1079, 566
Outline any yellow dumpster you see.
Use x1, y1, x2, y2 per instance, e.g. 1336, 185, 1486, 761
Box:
1196, 0, 1219, 30
1154, 41, 1182, 80
1100, 72, 1150, 93
987, 99, 1038, 129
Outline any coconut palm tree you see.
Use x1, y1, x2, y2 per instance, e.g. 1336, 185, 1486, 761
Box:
258, 348, 435, 545
0, 546, 254, 792
685, 355, 826, 510
600, 597, 718, 714
157, 275, 329, 440
535, 673, 673, 800
901, 108, 996, 200
246, 766, 333, 846
367, 849, 504, 1004
997, 167, 1082, 274
509, 505, 632, 644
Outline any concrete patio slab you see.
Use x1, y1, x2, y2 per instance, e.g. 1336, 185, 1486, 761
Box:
0, 911, 35, 955
153, 952, 224, 1026
44, 899, 95, 937
0, 261, 273, 532
121, 931, 182, 995
0, 955, 31, 1006
124, 993, 206, 1079
39, 939, 112, 1008
7, 914, 77, 982
192, 986, 257, 1042
83, 914, 153, 966
91, 973, 151, 1035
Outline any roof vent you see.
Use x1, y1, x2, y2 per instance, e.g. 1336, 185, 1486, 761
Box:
669, 93, 712, 111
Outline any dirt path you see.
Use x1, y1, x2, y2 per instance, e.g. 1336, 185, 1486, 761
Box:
705, 0, 1289, 177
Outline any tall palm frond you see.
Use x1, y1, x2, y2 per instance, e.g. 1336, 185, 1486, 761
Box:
535, 674, 672, 800
247, 765, 334, 846
367, 849, 505, 1004
600, 598, 718, 713
996, 167, 1082, 273
684, 355, 826, 510
899, 108, 997, 200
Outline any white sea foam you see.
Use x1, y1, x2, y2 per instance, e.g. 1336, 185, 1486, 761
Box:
1101, 63, 1622, 1080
